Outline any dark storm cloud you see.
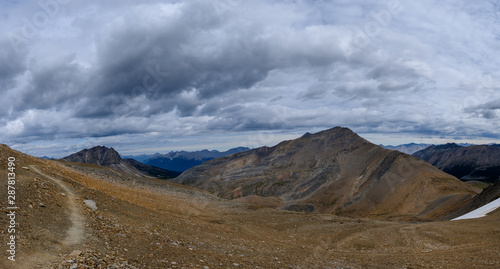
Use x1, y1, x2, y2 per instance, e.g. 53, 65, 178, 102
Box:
0, 40, 24, 78
300, 85, 330, 100
77, 1, 279, 117
70, 1, 349, 119
367, 60, 434, 92
465, 99, 500, 119
18, 56, 88, 111
73, 95, 125, 119
0, 38, 25, 90
1, 0, 500, 157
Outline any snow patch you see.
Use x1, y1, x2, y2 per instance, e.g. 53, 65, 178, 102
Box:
451, 198, 500, 221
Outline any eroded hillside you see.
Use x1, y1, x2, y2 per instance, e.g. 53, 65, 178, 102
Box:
1, 144, 499, 268
175, 127, 478, 220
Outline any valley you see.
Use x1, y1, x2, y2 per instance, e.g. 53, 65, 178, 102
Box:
1, 130, 500, 268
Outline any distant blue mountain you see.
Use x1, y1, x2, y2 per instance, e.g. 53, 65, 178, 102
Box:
382, 142, 480, 155
122, 154, 152, 163
381, 143, 431, 155
125, 147, 251, 172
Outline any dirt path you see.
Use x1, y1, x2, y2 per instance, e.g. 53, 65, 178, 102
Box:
13, 165, 88, 268
28, 165, 86, 246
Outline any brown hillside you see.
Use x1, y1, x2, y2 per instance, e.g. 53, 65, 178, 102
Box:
442, 181, 500, 220
174, 127, 478, 220
1, 143, 499, 268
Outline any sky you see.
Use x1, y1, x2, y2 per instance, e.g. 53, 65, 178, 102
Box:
1, 0, 500, 158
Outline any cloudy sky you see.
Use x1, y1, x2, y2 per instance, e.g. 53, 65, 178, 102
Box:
1, 0, 500, 158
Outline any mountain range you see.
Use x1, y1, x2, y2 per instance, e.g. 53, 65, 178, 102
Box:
381, 143, 432, 154
2, 127, 500, 267
412, 143, 500, 183
62, 146, 181, 179
173, 127, 477, 220
382, 143, 480, 155
125, 147, 251, 172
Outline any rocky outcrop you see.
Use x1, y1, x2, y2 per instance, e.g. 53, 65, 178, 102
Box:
63, 146, 179, 179
63, 146, 122, 166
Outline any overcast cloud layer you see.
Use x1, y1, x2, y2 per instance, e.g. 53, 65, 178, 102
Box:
1, 0, 500, 157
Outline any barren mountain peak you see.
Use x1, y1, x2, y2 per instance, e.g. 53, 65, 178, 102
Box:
63, 146, 122, 166
173, 127, 476, 220
62, 146, 180, 179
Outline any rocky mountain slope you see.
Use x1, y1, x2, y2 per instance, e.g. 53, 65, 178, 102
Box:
443, 182, 500, 220
2, 143, 500, 268
63, 146, 180, 179
174, 127, 478, 220
128, 147, 251, 172
413, 143, 500, 183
